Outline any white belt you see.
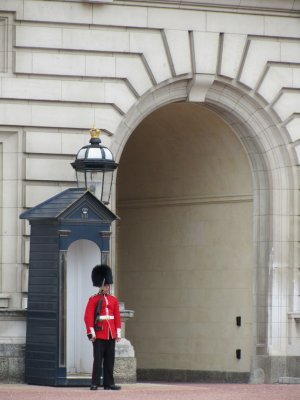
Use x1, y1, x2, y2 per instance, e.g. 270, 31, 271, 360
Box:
97, 315, 114, 321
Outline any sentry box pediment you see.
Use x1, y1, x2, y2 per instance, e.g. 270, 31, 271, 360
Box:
20, 188, 119, 250
20, 188, 118, 223
19, 188, 119, 386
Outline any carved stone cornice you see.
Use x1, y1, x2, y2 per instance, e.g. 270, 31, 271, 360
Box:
62, 0, 300, 16
0, 309, 27, 321
115, 0, 300, 16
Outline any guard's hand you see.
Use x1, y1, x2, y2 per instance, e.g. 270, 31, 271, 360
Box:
87, 334, 96, 342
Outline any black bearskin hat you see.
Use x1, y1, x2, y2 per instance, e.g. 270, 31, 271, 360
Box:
91, 264, 113, 287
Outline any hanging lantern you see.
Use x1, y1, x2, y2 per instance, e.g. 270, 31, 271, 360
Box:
71, 127, 118, 204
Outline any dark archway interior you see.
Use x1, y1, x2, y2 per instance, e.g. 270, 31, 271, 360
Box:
116, 102, 254, 376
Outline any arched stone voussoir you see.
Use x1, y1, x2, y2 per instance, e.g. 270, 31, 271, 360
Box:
206, 81, 294, 159
112, 77, 191, 160
112, 75, 297, 201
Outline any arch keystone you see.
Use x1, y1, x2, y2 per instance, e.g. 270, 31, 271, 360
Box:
187, 74, 215, 103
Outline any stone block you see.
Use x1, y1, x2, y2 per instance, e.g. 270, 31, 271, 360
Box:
0, 344, 25, 383
31, 104, 94, 130
0, 130, 18, 153
193, 32, 219, 74
85, 54, 116, 77
32, 52, 85, 76
265, 15, 300, 38
270, 357, 288, 383
26, 158, 75, 181
16, 25, 62, 48
14, 52, 32, 74
295, 145, 300, 164
3, 152, 18, 180
114, 357, 136, 383
0, 358, 9, 382
0, 344, 24, 358
258, 66, 293, 103
148, 8, 205, 30
281, 42, 300, 63
92, 5, 147, 28
116, 55, 152, 96
207, 12, 264, 35
2, 207, 18, 236
104, 81, 136, 114
0, 103, 32, 126
0, 18, 7, 72
273, 92, 300, 122
25, 131, 62, 154
116, 338, 135, 358
2, 180, 18, 208
220, 34, 247, 79
164, 80, 188, 103
1, 237, 18, 263
188, 74, 215, 102
62, 81, 105, 104
94, 107, 123, 136
0, 295, 10, 308
110, 120, 132, 152
23, 0, 92, 24
62, 27, 129, 52
136, 92, 156, 117
289, 357, 300, 376
9, 357, 25, 383
23, 238, 30, 264
239, 39, 280, 89
279, 376, 300, 384
0, 318, 26, 339
3, 77, 62, 101
21, 267, 28, 293
129, 30, 172, 84
285, 117, 300, 142
165, 30, 192, 76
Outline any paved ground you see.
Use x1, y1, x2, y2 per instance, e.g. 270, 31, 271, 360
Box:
0, 383, 300, 400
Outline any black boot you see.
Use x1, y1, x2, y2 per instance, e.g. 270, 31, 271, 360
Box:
104, 385, 121, 390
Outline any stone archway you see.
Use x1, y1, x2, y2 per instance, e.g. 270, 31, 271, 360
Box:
112, 76, 297, 382
116, 101, 255, 381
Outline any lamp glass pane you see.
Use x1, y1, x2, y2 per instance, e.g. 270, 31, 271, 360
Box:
85, 170, 103, 199
84, 170, 113, 204
76, 171, 86, 188
102, 170, 113, 204
87, 148, 103, 159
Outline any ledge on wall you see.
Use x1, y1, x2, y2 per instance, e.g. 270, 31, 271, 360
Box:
62, 0, 300, 13
0, 309, 27, 321
0, 294, 10, 308
63, 0, 114, 3
288, 312, 300, 322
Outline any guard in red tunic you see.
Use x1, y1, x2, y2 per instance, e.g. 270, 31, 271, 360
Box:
84, 264, 121, 391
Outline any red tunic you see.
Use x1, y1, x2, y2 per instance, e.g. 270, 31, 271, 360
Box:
84, 293, 121, 340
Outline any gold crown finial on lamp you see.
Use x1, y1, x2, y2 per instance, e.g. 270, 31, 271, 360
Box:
90, 126, 101, 139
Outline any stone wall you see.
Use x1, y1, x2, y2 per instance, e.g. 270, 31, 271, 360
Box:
0, 310, 26, 383
0, 344, 25, 383
0, 0, 300, 383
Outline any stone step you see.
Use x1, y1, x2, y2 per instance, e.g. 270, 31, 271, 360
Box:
279, 377, 300, 384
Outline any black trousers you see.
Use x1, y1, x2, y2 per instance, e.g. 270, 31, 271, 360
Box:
92, 338, 116, 387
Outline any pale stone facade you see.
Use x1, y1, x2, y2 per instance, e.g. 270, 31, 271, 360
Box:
0, 0, 300, 383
